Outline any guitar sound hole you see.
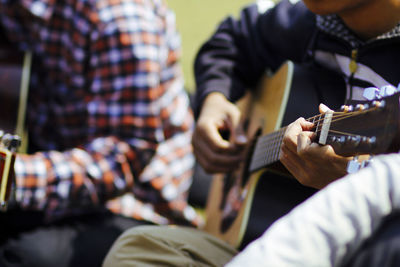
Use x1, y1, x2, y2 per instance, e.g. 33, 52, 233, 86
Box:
219, 129, 230, 141
221, 209, 238, 233
219, 172, 243, 234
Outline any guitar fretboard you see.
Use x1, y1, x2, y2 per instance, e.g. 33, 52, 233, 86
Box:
248, 114, 326, 173
248, 127, 286, 173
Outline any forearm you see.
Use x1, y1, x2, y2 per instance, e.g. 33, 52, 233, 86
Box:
13, 137, 143, 215
193, 4, 279, 117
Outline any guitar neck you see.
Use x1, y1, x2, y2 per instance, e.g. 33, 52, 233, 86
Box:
248, 94, 400, 174
247, 113, 328, 173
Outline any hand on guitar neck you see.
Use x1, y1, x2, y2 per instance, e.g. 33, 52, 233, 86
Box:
280, 104, 351, 189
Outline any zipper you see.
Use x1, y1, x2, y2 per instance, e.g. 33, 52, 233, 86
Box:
349, 49, 358, 74
347, 48, 358, 102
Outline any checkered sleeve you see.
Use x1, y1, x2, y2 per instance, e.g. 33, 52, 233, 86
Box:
12, 0, 201, 225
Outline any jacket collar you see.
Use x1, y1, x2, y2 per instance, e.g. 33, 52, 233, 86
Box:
317, 14, 400, 48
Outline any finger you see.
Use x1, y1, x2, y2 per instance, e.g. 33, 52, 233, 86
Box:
193, 134, 244, 173
193, 120, 232, 154
283, 119, 303, 152
193, 132, 243, 164
319, 103, 333, 114
298, 117, 314, 131
224, 108, 248, 147
280, 145, 304, 177
280, 143, 303, 168
285, 117, 314, 137
203, 123, 232, 152
297, 131, 316, 153
298, 142, 334, 162
232, 124, 248, 147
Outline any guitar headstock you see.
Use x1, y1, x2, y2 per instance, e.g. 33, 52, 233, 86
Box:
315, 91, 400, 156
0, 132, 21, 211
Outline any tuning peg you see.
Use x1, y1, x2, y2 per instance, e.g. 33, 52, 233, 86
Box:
2, 134, 21, 152
340, 105, 354, 112
363, 87, 379, 100
339, 136, 346, 144
372, 100, 386, 109
379, 85, 398, 98
328, 135, 344, 145
359, 136, 377, 148
347, 156, 361, 173
363, 85, 399, 100
355, 104, 367, 111
367, 136, 376, 146
349, 135, 361, 146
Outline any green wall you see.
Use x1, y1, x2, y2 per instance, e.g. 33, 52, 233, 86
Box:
167, 0, 255, 92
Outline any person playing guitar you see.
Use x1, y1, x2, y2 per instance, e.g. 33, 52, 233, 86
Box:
192, 0, 400, 247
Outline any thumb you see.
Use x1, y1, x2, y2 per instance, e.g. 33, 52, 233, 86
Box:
319, 103, 333, 114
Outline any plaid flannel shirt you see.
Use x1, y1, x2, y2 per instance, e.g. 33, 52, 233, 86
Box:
0, 0, 202, 226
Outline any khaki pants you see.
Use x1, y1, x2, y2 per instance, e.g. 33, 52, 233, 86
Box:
103, 225, 238, 267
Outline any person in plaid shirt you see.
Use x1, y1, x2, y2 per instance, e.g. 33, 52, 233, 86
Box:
0, 0, 202, 266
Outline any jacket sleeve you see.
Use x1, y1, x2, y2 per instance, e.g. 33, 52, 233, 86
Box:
193, 0, 316, 117
226, 153, 400, 267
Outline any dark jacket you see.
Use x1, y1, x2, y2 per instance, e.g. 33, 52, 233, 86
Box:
193, 0, 400, 116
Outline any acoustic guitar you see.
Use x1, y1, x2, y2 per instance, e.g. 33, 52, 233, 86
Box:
204, 61, 400, 248
0, 45, 30, 210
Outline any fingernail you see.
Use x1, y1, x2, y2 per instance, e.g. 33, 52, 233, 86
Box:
236, 135, 247, 143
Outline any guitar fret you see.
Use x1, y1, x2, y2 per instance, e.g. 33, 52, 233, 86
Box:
314, 115, 320, 134
249, 127, 286, 172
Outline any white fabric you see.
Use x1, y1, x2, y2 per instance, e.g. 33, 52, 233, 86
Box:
226, 153, 400, 267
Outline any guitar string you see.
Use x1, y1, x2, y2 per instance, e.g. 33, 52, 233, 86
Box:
252, 114, 324, 168
312, 108, 378, 135
250, 108, 379, 170
252, 108, 377, 166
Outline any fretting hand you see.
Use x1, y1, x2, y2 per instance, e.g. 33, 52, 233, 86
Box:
280, 104, 351, 189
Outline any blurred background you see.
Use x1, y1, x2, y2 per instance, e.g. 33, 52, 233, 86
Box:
167, 0, 255, 93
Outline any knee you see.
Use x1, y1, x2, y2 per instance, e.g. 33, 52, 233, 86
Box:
103, 225, 170, 267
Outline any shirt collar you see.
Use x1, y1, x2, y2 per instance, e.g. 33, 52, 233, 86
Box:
20, 0, 55, 20
317, 14, 400, 48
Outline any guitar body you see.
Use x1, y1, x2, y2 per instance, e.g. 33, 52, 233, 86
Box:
204, 61, 346, 248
